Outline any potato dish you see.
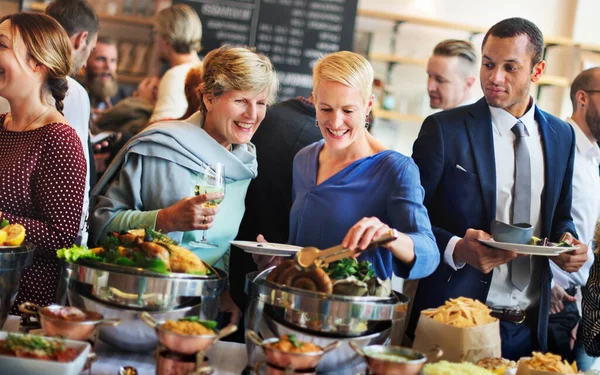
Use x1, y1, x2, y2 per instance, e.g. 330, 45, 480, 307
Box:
265, 335, 321, 353
161, 319, 215, 336
422, 297, 496, 327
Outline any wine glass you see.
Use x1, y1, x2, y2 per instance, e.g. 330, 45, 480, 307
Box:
189, 163, 225, 248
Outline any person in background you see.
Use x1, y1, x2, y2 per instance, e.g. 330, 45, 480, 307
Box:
254, 51, 440, 282
83, 36, 133, 121
0, 12, 86, 313
549, 67, 600, 370
427, 39, 478, 110
45, 0, 98, 246
178, 64, 203, 120
409, 18, 588, 360
141, 4, 202, 123
90, 45, 278, 327
582, 221, 600, 357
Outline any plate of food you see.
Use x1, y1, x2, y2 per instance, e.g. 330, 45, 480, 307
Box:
0, 331, 91, 375
229, 240, 302, 256
478, 238, 577, 256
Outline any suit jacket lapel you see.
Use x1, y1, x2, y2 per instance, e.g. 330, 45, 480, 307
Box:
536, 107, 557, 237
466, 98, 497, 231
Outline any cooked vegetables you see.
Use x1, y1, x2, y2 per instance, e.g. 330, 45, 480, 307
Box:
57, 228, 208, 275
325, 259, 375, 281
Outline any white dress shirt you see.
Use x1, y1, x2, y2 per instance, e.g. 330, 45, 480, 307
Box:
550, 118, 600, 289
444, 99, 545, 309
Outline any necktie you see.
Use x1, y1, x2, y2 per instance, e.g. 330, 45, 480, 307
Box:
510, 120, 531, 291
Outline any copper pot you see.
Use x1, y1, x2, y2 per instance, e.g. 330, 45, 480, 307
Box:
19, 302, 120, 341
246, 330, 339, 371
141, 312, 237, 356
155, 350, 213, 375
253, 362, 317, 375
350, 343, 442, 375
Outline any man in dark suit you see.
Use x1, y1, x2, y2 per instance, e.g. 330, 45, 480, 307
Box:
228, 97, 322, 342
409, 18, 589, 360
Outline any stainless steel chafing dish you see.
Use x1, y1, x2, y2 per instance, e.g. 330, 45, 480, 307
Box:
0, 242, 35, 330
66, 259, 228, 352
244, 269, 409, 374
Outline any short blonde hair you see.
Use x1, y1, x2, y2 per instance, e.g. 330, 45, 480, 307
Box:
198, 45, 278, 113
156, 4, 202, 54
312, 51, 374, 103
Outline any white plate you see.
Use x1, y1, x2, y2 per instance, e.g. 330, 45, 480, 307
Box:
0, 331, 91, 375
478, 239, 577, 256
229, 240, 302, 256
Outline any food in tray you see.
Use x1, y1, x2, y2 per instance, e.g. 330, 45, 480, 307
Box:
266, 258, 392, 297
363, 349, 410, 363
423, 360, 494, 374
264, 334, 321, 353
422, 297, 496, 327
0, 219, 26, 246
0, 334, 81, 362
476, 357, 517, 375
519, 352, 580, 374
161, 317, 217, 336
56, 228, 209, 275
43, 306, 89, 322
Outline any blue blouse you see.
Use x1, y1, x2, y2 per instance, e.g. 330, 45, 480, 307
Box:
289, 140, 439, 280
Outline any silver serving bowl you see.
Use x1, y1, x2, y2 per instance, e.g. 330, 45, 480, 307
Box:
66, 260, 229, 352
244, 270, 409, 374
0, 243, 35, 329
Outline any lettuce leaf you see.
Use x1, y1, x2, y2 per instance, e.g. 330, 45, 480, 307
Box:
56, 245, 100, 263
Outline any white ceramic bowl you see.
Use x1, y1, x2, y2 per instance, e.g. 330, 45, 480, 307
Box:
0, 331, 91, 375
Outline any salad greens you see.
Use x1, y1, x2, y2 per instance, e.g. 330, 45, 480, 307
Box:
287, 334, 302, 348
325, 259, 375, 282
3, 334, 64, 355
56, 245, 100, 263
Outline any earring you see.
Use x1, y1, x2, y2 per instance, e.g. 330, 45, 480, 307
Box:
315, 120, 319, 127
365, 116, 370, 130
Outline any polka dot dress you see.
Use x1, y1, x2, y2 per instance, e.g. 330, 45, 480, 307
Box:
0, 114, 86, 314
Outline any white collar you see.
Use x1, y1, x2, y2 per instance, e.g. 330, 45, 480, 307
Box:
489, 97, 537, 137
566, 118, 600, 162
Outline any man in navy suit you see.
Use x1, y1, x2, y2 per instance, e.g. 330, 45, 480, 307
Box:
409, 18, 589, 360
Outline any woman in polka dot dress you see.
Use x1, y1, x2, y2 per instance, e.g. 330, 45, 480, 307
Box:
0, 13, 86, 314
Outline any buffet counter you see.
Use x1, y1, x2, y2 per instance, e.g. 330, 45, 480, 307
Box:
3, 315, 254, 375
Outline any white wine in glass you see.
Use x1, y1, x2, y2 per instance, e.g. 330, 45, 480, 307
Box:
189, 163, 225, 248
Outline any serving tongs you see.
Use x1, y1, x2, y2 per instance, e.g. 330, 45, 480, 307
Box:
294, 229, 398, 271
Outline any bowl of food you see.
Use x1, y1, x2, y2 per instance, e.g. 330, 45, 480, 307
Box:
0, 331, 91, 375
141, 312, 237, 355
19, 303, 120, 341
490, 220, 533, 244
350, 343, 442, 375
247, 330, 339, 371
62, 229, 229, 352
516, 352, 581, 375
477, 357, 517, 375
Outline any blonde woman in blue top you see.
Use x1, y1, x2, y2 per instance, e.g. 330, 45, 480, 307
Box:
287, 51, 439, 280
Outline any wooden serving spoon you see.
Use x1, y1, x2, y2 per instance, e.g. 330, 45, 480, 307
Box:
295, 229, 398, 270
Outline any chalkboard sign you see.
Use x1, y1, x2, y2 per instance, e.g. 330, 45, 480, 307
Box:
174, 0, 358, 100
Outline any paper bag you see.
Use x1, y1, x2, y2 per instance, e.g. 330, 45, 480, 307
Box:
413, 310, 501, 363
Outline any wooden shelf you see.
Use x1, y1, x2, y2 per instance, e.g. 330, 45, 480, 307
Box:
98, 13, 155, 27
537, 75, 570, 87
577, 43, 600, 53
372, 107, 425, 123
357, 9, 487, 34
357, 9, 574, 48
369, 53, 427, 67
30, 1, 46, 12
